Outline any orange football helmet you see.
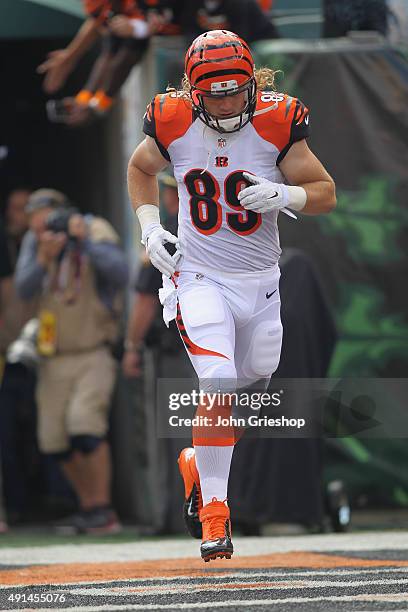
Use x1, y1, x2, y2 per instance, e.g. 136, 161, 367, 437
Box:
185, 30, 257, 133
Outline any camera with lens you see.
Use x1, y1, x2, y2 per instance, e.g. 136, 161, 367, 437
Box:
45, 207, 78, 241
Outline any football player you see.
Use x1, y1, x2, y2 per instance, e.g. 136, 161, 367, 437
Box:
128, 30, 336, 561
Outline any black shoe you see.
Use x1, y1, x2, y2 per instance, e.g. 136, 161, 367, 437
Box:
82, 507, 122, 535
178, 448, 203, 539
54, 511, 88, 535
55, 507, 122, 535
201, 533, 234, 562
183, 482, 203, 539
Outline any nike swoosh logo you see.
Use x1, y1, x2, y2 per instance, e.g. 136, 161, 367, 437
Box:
266, 289, 277, 299
187, 496, 196, 517
268, 192, 278, 199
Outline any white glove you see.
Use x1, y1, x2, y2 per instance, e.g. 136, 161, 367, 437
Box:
143, 224, 181, 278
238, 173, 289, 213
238, 172, 306, 214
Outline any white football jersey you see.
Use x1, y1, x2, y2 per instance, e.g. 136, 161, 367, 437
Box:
144, 90, 310, 273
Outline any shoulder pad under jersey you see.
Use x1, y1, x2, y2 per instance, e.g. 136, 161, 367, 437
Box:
143, 92, 194, 160
252, 91, 310, 164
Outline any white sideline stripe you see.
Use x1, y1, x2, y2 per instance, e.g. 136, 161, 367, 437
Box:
65, 577, 408, 597
2, 566, 408, 589
1, 531, 408, 565
8, 591, 408, 612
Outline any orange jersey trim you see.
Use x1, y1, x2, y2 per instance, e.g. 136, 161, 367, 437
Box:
252, 91, 309, 156
154, 93, 194, 150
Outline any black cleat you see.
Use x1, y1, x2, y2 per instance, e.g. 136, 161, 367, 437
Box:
200, 498, 233, 562
178, 448, 203, 539
54, 507, 121, 535
183, 482, 203, 539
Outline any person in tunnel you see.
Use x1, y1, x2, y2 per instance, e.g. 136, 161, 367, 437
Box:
38, 0, 172, 126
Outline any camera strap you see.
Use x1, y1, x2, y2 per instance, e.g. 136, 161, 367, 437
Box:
57, 246, 83, 305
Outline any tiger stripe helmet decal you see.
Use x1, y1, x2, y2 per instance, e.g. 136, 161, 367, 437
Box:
185, 30, 257, 134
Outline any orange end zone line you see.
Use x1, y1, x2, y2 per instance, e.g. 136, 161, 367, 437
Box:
1, 552, 408, 587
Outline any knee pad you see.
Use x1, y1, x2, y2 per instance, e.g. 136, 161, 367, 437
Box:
200, 362, 237, 395
70, 435, 103, 455
242, 320, 283, 379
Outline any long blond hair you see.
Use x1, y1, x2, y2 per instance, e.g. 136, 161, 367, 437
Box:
169, 67, 280, 99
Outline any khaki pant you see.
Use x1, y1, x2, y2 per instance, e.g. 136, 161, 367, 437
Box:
36, 346, 116, 453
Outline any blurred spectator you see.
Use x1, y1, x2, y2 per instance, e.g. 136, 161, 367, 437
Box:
122, 174, 195, 533
0, 475, 7, 533
0, 189, 34, 351
0, 341, 38, 528
15, 189, 128, 534
122, 173, 179, 378
180, 0, 279, 45
0, 188, 37, 527
0, 220, 12, 534
4, 189, 30, 268
0, 220, 12, 319
38, 1, 175, 127
323, 0, 388, 37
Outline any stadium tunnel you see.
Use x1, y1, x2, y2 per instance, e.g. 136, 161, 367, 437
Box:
1, 0, 408, 530
0, 0, 126, 236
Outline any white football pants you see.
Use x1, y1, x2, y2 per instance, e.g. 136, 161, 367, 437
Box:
175, 263, 283, 392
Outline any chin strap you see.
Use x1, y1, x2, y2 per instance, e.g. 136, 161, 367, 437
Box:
194, 79, 256, 135
211, 113, 249, 133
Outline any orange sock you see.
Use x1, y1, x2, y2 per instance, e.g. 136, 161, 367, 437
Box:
75, 89, 93, 106
89, 90, 113, 113
193, 394, 235, 447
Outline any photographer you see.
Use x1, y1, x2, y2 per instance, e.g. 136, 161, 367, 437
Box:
15, 189, 128, 534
